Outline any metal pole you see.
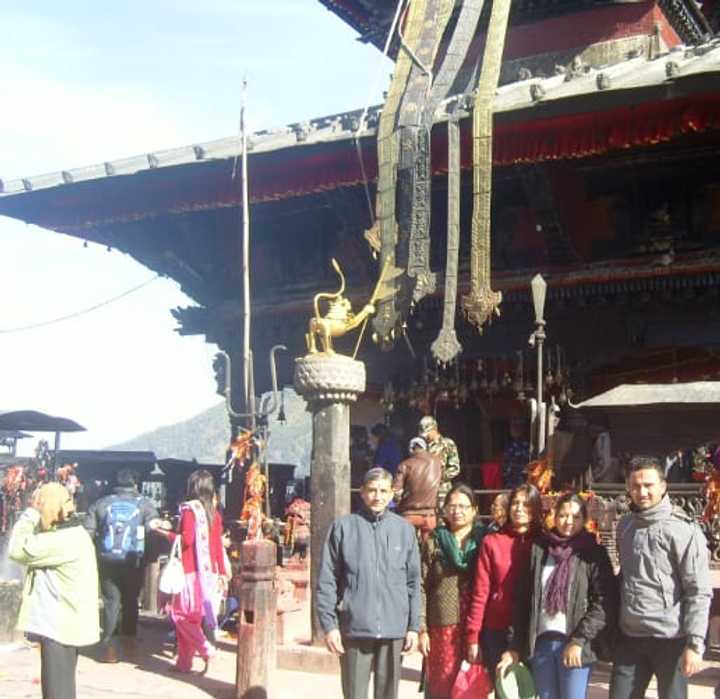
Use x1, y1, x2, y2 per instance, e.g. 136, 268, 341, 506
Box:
52, 431, 61, 475
240, 76, 253, 430
530, 274, 548, 456
536, 325, 546, 454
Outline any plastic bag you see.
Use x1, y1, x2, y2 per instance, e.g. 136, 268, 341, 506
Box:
450, 661, 492, 699
159, 537, 185, 595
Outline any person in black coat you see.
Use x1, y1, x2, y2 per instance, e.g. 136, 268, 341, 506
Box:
498, 492, 618, 699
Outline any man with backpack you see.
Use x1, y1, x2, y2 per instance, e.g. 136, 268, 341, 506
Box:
85, 468, 162, 663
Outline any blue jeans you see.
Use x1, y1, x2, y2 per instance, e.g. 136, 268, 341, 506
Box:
481, 628, 509, 681
530, 632, 592, 699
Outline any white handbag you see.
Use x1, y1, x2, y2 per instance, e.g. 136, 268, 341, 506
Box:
159, 536, 185, 595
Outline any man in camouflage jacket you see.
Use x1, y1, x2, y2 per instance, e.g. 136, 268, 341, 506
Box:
418, 416, 460, 508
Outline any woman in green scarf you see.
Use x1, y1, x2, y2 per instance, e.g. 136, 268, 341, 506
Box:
419, 483, 487, 699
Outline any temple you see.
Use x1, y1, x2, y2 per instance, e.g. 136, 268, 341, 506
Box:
1, 0, 720, 481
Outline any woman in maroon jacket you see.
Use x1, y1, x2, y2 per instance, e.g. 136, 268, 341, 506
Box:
163, 470, 228, 673
465, 483, 542, 680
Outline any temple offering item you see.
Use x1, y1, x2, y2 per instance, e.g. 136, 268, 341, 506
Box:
240, 462, 267, 540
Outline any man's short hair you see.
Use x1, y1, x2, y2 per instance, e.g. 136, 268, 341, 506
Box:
362, 467, 393, 486
625, 455, 665, 481
116, 468, 139, 488
409, 437, 427, 452
418, 415, 437, 437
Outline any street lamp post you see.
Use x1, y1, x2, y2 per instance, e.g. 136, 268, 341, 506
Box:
530, 274, 547, 456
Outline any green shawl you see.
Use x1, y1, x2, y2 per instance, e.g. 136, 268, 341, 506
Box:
434, 522, 486, 572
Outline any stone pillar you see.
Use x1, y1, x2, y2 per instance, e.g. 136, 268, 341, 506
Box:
141, 560, 160, 615
236, 539, 277, 699
294, 353, 366, 645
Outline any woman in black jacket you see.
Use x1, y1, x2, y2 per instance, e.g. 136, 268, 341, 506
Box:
498, 492, 617, 699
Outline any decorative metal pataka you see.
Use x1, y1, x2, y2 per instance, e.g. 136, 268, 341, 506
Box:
431, 115, 463, 365
371, 0, 428, 345
462, 0, 510, 330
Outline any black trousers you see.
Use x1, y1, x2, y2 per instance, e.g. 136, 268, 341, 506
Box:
99, 562, 144, 644
340, 637, 403, 699
610, 634, 688, 699
40, 637, 78, 699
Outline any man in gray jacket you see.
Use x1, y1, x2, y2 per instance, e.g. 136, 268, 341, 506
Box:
611, 455, 711, 699
316, 467, 420, 699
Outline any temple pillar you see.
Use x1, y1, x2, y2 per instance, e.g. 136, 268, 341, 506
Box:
294, 353, 366, 645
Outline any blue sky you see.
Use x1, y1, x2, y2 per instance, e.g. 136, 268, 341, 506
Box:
0, 1, 389, 453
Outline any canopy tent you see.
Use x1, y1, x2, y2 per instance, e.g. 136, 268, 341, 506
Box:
0, 410, 85, 433
575, 382, 720, 455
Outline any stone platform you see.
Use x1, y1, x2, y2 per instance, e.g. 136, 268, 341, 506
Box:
1, 612, 719, 698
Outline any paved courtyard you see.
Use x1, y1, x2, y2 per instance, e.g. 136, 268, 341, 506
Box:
1, 614, 719, 698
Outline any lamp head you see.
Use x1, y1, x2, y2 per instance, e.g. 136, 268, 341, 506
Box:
531, 274, 547, 324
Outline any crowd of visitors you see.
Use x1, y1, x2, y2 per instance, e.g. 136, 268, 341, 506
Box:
4, 413, 715, 699
7, 467, 231, 699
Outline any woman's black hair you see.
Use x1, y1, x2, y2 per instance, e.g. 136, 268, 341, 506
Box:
187, 469, 216, 526
508, 483, 543, 528
444, 482, 477, 509
553, 491, 588, 521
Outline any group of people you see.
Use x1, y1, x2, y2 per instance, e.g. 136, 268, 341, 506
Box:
317, 455, 712, 699
8, 467, 228, 698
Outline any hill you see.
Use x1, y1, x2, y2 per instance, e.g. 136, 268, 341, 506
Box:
109, 389, 312, 475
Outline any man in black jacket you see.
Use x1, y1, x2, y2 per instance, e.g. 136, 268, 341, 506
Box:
85, 468, 161, 663
316, 467, 421, 699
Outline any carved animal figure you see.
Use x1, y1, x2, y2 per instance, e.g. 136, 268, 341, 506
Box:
306, 259, 375, 355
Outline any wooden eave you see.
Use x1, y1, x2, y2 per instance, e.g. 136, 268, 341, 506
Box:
1, 39, 718, 229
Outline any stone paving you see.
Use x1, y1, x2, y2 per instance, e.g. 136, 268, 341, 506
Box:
1, 614, 719, 698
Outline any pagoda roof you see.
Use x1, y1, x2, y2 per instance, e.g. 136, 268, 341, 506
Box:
317, 0, 709, 48
0, 37, 718, 223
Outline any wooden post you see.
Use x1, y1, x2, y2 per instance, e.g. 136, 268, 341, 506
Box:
236, 538, 277, 699
141, 561, 160, 615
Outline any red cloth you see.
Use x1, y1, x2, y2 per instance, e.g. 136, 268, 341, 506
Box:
465, 528, 533, 642
450, 662, 492, 699
169, 508, 226, 577
428, 624, 465, 698
480, 460, 502, 490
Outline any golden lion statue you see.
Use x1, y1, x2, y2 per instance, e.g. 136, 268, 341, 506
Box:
306, 259, 376, 355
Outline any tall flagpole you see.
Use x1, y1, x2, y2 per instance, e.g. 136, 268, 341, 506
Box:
240, 76, 256, 432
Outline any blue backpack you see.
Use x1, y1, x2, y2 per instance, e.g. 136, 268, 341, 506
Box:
100, 497, 145, 562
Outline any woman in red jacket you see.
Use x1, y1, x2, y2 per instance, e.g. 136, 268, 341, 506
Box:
164, 470, 228, 673
465, 483, 542, 680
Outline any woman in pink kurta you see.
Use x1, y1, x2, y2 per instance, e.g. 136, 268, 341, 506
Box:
164, 470, 227, 673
